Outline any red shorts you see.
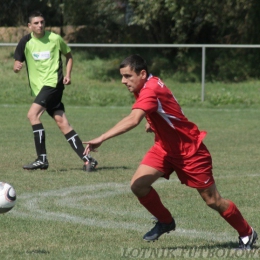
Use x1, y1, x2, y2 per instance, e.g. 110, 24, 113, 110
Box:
141, 142, 214, 189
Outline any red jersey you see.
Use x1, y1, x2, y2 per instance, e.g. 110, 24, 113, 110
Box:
132, 75, 206, 158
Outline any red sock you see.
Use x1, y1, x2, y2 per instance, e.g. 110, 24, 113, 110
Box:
138, 187, 173, 224
220, 200, 252, 237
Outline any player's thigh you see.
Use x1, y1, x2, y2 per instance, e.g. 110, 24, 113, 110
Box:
141, 145, 174, 180
174, 143, 214, 189
27, 103, 46, 119
34, 85, 64, 117
34, 86, 60, 108
131, 164, 164, 188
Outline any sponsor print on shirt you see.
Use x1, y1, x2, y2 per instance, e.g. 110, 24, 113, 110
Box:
32, 51, 51, 60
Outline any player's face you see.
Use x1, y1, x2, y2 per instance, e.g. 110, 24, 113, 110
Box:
120, 66, 147, 93
28, 16, 45, 38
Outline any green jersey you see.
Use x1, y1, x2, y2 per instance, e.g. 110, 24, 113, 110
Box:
14, 31, 71, 96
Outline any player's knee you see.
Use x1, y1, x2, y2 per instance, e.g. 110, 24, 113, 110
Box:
130, 182, 139, 195
204, 197, 222, 211
130, 180, 144, 197
26, 112, 31, 120
27, 111, 37, 122
55, 117, 62, 128
205, 199, 216, 208
55, 117, 65, 128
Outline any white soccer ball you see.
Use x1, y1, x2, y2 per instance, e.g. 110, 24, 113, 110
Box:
0, 182, 16, 213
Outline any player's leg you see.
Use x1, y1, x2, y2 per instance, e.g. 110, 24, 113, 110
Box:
45, 85, 97, 171
131, 164, 172, 221
52, 109, 97, 171
131, 164, 175, 241
197, 184, 257, 249
175, 142, 257, 249
197, 183, 250, 231
23, 102, 48, 170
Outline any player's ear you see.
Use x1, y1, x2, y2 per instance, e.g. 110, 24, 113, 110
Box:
28, 23, 31, 29
140, 69, 147, 79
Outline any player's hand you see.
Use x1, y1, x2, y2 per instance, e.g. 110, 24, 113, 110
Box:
145, 122, 153, 133
83, 137, 103, 155
63, 76, 71, 85
14, 61, 23, 73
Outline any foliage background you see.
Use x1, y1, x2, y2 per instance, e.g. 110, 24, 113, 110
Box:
1, 0, 260, 82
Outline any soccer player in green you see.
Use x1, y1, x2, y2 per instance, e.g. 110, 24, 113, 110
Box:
13, 11, 97, 171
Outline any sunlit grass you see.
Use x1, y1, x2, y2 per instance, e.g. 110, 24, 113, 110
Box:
1, 46, 260, 108
0, 105, 259, 259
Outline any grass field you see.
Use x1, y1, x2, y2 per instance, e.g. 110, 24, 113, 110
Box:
1, 45, 260, 259
0, 104, 260, 260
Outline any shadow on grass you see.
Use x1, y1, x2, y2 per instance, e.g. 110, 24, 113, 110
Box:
162, 242, 240, 249
26, 249, 50, 255
58, 166, 130, 172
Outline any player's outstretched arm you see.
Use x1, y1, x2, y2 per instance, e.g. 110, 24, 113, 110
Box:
83, 108, 146, 155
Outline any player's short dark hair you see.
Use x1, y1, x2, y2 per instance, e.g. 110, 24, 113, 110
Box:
120, 54, 149, 75
28, 11, 44, 23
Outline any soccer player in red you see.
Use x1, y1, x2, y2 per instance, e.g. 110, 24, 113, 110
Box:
83, 54, 257, 249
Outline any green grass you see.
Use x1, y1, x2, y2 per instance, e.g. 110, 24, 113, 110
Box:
1, 46, 260, 259
2, 46, 260, 108
0, 105, 260, 259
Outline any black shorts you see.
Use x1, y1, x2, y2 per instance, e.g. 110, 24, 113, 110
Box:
34, 85, 65, 117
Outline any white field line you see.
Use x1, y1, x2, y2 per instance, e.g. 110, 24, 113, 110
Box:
9, 174, 259, 243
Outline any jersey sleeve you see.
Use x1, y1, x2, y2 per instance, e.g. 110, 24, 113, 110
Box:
58, 35, 71, 55
14, 35, 30, 62
132, 87, 158, 114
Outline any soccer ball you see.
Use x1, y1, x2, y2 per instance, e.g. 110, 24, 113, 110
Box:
0, 182, 16, 213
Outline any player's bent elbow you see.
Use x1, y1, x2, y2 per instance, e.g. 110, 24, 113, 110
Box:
130, 119, 141, 129
130, 115, 143, 126
136, 117, 144, 126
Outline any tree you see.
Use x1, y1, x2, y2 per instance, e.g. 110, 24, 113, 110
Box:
125, 0, 260, 81
0, 0, 62, 26
126, 0, 260, 44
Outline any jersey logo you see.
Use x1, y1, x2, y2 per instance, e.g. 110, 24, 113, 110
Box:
158, 79, 164, 88
32, 51, 50, 60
